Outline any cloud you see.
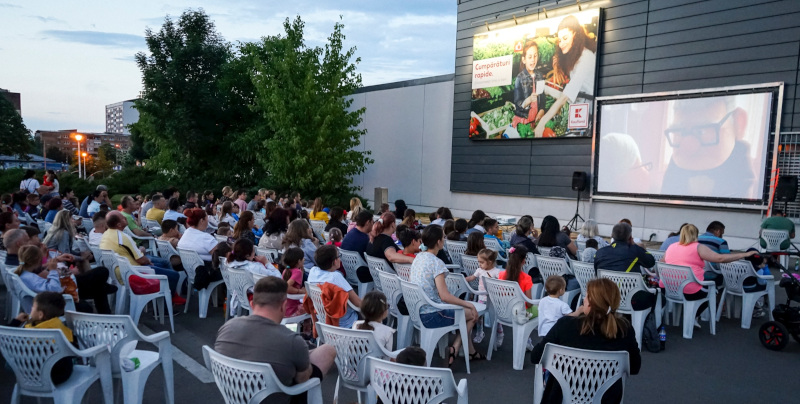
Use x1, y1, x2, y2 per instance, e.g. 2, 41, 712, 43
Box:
31, 15, 66, 24
114, 55, 138, 62
0, 3, 21, 8
41, 30, 145, 49
387, 14, 456, 28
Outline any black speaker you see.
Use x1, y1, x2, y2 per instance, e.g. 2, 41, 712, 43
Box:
776, 175, 798, 202
571, 171, 588, 192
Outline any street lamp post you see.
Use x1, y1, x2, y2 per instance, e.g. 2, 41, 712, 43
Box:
73, 134, 83, 179
81, 152, 87, 179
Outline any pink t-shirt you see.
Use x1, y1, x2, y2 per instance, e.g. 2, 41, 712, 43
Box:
285, 267, 304, 316
233, 199, 248, 214
662, 242, 705, 294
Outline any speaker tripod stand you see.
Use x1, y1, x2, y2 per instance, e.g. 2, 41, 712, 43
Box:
566, 190, 584, 231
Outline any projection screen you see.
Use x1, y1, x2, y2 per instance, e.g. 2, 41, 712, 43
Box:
593, 85, 781, 204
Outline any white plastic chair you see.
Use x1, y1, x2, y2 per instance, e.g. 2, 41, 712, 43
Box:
156, 240, 186, 296
141, 218, 162, 236
111, 253, 175, 333
66, 311, 174, 404
214, 235, 229, 244
537, 246, 552, 256
6, 271, 76, 315
309, 220, 326, 242
81, 216, 94, 232
445, 273, 485, 306
101, 250, 131, 315
717, 260, 776, 329
0, 325, 114, 404
365, 255, 395, 292
571, 261, 597, 302
598, 270, 661, 349
399, 279, 476, 374
339, 249, 374, 299
280, 294, 311, 327
177, 248, 224, 318
203, 345, 322, 404
123, 228, 157, 256
523, 252, 544, 298
533, 343, 629, 404
483, 277, 539, 370
576, 240, 586, 257
393, 262, 412, 281
458, 254, 482, 291
483, 237, 502, 252
227, 267, 255, 317
536, 256, 579, 306
218, 258, 234, 321
657, 262, 716, 339
366, 357, 468, 404
376, 271, 414, 350
317, 323, 402, 404
254, 247, 277, 263
445, 240, 467, 268
760, 229, 791, 268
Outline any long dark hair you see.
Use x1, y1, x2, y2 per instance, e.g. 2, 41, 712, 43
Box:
581, 278, 629, 339
265, 208, 289, 236
553, 15, 597, 86
281, 247, 305, 281
465, 232, 485, 255
467, 210, 486, 229
357, 291, 388, 331
538, 215, 561, 247
503, 245, 528, 283
233, 211, 254, 240
228, 238, 255, 263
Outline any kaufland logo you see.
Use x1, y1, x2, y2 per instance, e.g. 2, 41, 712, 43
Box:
568, 103, 589, 129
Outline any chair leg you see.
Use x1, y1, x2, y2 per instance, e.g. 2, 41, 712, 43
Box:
716, 290, 727, 322
486, 320, 498, 360
184, 281, 193, 314
631, 309, 648, 351
740, 294, 757, 329
767, 282, 776, 321
198, 288, 210, 318
682, 302, 695, 339
511, 324, 529, 370
165, 294, 175, 333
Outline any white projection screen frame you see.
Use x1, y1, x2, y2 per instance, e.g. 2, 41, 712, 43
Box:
591, 83, 783, 209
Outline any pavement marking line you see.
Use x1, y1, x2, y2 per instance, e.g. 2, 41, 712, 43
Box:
140, 325, 215, 384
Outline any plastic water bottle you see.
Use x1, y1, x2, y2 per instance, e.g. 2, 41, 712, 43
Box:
658, 326, 666, 351
121, 357, 140, 372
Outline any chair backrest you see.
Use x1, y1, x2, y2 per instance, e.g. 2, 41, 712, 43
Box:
86, 242, 104, 266
537, 246, 552, 256
377, 271, 403, 318
536, 343, 629, 404
393, 262, 412, 281
309, 220, 326, 242
576, 240, 586, 256
254, 247, 275, 263
645, 249, 665, 263
156, 239, 178, 260
458, 254, 481, 290
597, 270, 649, 314
65, 311, 144, 375
0, 326, 78, 393
367, 357, 464, 404
719, 260, 759, 295
445, 273, 472, 300
761, 229, 789, 252
484, 277, 531, 325
317, 323, 387, 389
177, 248, 205, 282
7, 271, 35, 314
444, 240, 467, 267
339, 249, 366, 287
572, 261, 597, 297
484, 237, 501, 252
656, 262, 695, 301
203, 345, 306, 404
215, 235, 229, 244
82, 217, 94, 232
305, 282, 327, 324
101, 250, 123, 286
523, 252, 538, 273
227, 267, 256, 311
365, 255, 395, 275
218, 257, 232, 290
398, 280, 429, 328
537, 256, 572, 280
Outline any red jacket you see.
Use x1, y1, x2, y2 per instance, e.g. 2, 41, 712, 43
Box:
302, 282, 350, 338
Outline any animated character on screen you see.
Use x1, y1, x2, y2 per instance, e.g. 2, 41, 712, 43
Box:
534, 15, 597, 138
513, 41, 545, 132
661, 96, 755, 198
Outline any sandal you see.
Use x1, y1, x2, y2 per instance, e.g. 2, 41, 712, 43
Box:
469, 351, 487, 361
447, 346, 456, 368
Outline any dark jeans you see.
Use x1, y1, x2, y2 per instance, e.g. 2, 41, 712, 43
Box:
685, 289, 709, 317
75, 266, 117, 314
356, 265, 373, 283
151, 266, 180, 293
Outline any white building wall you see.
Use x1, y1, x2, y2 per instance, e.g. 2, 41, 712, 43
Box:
350, 79, 770, 250
122, 101, 139, 134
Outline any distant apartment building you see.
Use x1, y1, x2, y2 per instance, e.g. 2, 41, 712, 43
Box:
105, 99, 139, 134
0, 88, 21, 114
34, 130, 131, 162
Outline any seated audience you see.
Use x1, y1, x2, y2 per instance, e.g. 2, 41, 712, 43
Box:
698, 220, 729, 277
430, 207, 454, 227
397, 227, 421, 258
308, 197, 329, 223
538, 215, 578, 259
177, 208, 223, 288
326, 228, 343, 248
593, 223, 656, 311
660, 223, 689, 251
465, 232, 486, 256
346, 197, 363, 222
465, 210, 487, 235
60, 188, 80, 216
4, 229, 28, 266
219, 201, 237, 227
325, 207, 348, 235
393, 199, 408, 221
283, 219, 320, 270
214, 277, 337, 404
44, 198, 62, 223
14, 245, 96, 313
340, 211, 374, 282
233, 211, 257, 245
576, 219, 609, 248
145, 194, 167, 225
353, 290, 394, 352
760, 209, 795, 250
87, 211, 107, 245
581, 239, 598, 263
308, 245, 362, 328
260, 208, 290, 249
0, 211, 21, 250
367, 212, 414, 266
163, 197, 187, 224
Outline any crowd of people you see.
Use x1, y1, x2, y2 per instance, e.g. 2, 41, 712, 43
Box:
2, 172, 791, 403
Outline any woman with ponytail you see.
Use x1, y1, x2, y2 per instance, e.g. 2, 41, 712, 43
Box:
530, 278, 640, 404
366, 212, 414, 265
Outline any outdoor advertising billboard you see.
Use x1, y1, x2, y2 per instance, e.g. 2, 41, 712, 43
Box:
469, 8, 600, 140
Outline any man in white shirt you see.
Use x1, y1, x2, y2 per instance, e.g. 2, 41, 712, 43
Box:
87, 211, 107, 245
87, 189, 108, 217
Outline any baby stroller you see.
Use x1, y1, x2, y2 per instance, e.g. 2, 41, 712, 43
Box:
758, 264, 800, 351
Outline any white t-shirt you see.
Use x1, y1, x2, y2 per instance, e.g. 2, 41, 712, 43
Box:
562, 48, 596, 102
51, 179, 59, 194
88, 229, 104, 246
177, 227, 219, 261
538, 296, 573, 337
227, 260, 281, 278
87, 200, 101, 216
308, 266, 352, 292
20, 178, 40, 193
352, 320, 395, 352
473, 267, 501, 303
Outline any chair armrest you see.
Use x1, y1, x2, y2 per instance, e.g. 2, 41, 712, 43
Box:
426, 301, 464, 312
287, 294, 305, 301
348, 300, 361, 313
456, 378, 468, 398
383, 348, 405, 359
522, 296, 541, 306
132, 266, 155, 274
138, 330, 171, 344
280, 376, 321, 395
445, 264, 460, 271
131, 272, 167, 281
699, 280, 716, 287
756, 274, 775, 281
71, 342, 110, 359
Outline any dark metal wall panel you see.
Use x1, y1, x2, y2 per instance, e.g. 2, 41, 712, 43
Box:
451, 0, 800, 198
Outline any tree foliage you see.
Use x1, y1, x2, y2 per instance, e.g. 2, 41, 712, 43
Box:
130, 10, 371, 206
45, 146, 67, 163
0, 96, 33, 159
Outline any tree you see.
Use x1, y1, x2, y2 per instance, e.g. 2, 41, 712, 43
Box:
45, 146, 67, 163
235, 17, 371, 203
131, 9, 247, 184
0, 96, 33, 159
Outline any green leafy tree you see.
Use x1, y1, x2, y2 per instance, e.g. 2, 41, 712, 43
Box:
132, 9, 246, 183
45, 146, 67, 163
236, 17, 371, 204
0, 96, 33, 159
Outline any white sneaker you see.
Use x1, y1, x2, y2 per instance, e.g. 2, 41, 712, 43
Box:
473, 326, 485, 344
526, 337, 535, 351
495, 331, 504, 348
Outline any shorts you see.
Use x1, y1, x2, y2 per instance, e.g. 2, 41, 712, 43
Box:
310, 364, 323, 380
289, 365, 323, 404
420, 309, 455, 328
